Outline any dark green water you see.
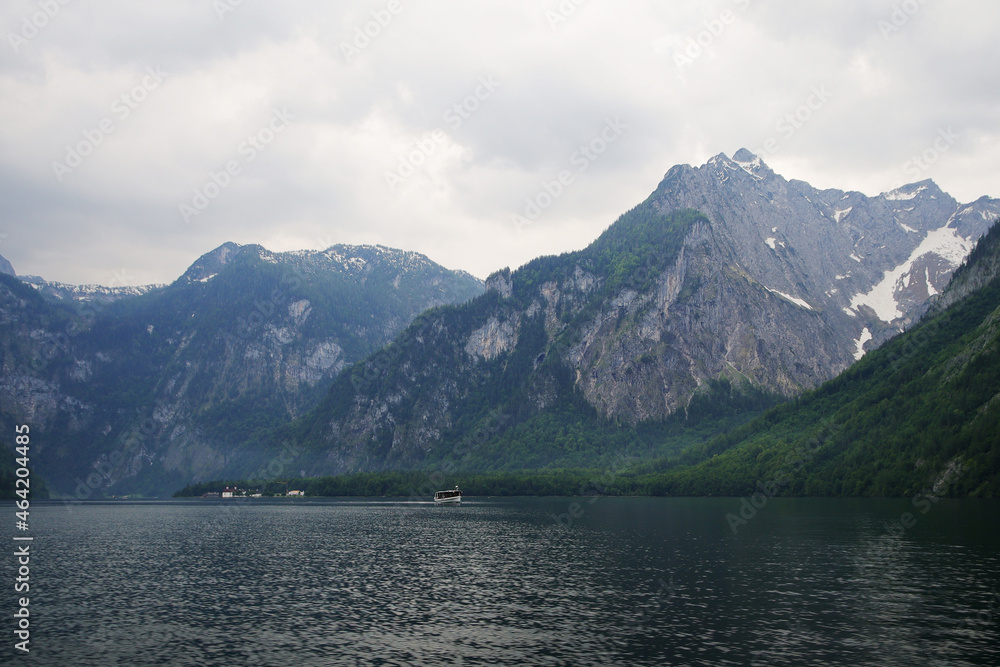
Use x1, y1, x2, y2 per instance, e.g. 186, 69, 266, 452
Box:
4, 497, 998, 665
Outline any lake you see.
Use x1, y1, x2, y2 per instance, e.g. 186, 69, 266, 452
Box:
5, 497, 999, 665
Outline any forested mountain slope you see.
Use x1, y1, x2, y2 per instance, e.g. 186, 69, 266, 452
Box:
0, 243, 482, 496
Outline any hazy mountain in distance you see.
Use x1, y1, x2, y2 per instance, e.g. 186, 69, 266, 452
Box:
0, 242, 484, 496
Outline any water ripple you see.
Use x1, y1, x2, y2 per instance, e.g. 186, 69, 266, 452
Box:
4, 497, 997, 666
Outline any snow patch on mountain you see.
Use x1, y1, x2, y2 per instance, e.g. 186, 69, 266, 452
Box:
833, 207, 852, 223
885, 185, 927, 201
23, 278, 165, 302
766, 287, 813, 311
854, 327, 872, 360
734, 154, 763, 177
925, 267, 939, 297
849, 225, 973, 322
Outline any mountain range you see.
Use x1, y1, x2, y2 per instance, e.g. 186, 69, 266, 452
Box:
1, 150, 998, 497
284, 150, 1000, 478
0, 243, 482, 495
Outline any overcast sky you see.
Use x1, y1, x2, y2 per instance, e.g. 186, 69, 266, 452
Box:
2, 0, 998, 286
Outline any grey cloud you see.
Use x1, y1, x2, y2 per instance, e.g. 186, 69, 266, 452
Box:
1, 0, 997, 285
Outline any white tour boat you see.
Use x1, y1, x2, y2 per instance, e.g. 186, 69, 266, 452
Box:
433, 486, 462, 504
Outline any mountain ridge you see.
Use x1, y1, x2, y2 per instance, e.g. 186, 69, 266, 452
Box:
0, 241, 484, 496
654, 150, 1000, 345
3, 152, 997, 497
281, 154, 998, 479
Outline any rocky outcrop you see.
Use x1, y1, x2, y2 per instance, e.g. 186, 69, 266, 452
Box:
569, 219, 845, 421
0, 254, 15, 277
465, 317, 519, 360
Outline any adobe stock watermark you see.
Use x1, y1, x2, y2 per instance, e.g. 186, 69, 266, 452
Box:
755, 84, 833, 160
545, 0, 587, 31
340, 0, 403, 63
6, 0, 73, 54
63, 451, 128, 508
882, 308, 958, 376
877, 0, 929, 40
401, 408, 511, 516
179, 107, 295, 223
27, 267, 147, 371
443, 75, 500, 131
202, 441, 303, 535
545, 451, 633, 538
63, 394, 178, 510
750, 549, 819, 666
672, 0, 751, 71
221, 264, 305, 348
30, 299, 107, 371
635, 575, 680, 623
384, 129, 447, 192
856, 459, 965, 573
213, 0, 244, 20
108, 268, 135, 288
726, 418, 840, 534
960, 587, 1000, 634
511, 116, 627, 232
886, 127, 959, 192
384, 75, 500, 192
52, 66, 169, 183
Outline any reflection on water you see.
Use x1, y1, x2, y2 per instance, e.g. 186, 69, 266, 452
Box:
6, 497, 999, 665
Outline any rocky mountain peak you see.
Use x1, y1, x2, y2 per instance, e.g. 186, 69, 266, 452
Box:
0, 254, 14, 277
703, 149, 776, 184
180, 241, 247, 283
647, 152, 1000, 346
485, 269, 514, 298
5, 153, 996, 496
880, 180, 950, 210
